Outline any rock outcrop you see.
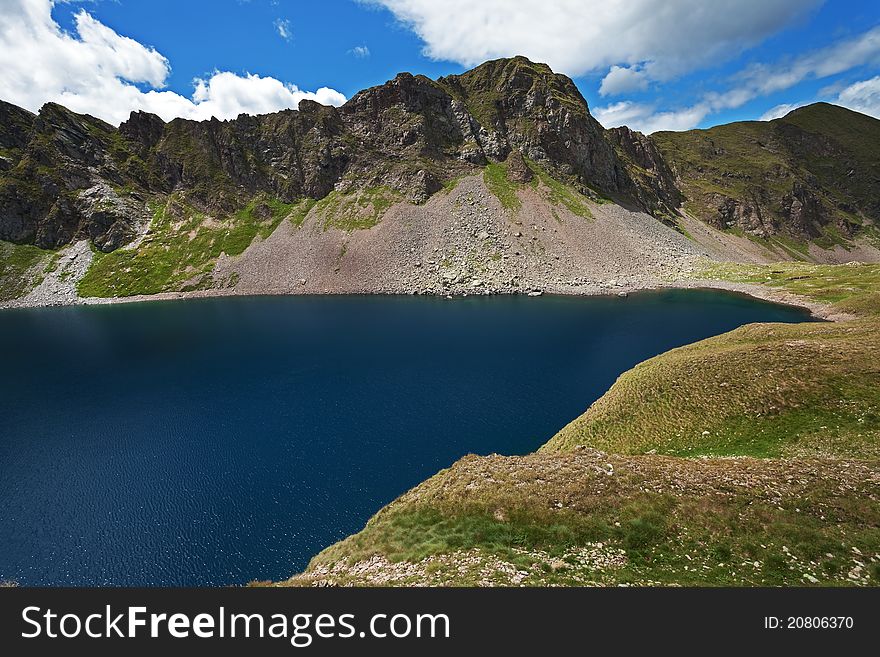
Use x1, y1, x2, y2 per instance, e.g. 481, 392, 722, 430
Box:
1, 60, 879, 255
0, 57, 662, 252
607, 125, 681, 215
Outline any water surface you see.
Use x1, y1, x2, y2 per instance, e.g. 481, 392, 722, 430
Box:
0, 291, 811, 585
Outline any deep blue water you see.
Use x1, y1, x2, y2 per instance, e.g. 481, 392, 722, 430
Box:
0, 291, 811, 586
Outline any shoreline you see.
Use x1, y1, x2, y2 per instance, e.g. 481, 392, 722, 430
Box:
0, 277, 848, 322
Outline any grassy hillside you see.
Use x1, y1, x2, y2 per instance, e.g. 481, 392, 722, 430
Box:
701, 261, 880, 317
77, 194, 304, 297
0, 240, 54, 301
279, 263, 880, 587
652, 103, 880, 249
544, 319, 880, 459
483, 156, 596, 217
283, 452, 878, 587
547, 263, 880, 458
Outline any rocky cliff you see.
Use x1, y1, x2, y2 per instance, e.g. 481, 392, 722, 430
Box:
2, 58, 880, 303
0, 57, 667, 254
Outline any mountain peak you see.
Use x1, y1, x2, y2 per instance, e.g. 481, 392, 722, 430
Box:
777, 102, 880, 145
437, 55, 588, 120
779, 101, 866, 122
2, 57, 879, 260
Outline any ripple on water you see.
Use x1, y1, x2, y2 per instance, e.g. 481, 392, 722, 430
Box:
0, 291, 812, 585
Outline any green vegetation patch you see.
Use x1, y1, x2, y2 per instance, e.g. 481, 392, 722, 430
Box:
315, 186, 401, 231
528, 159, 594, 219
483, 158, 596, 218
439, 175, 465, 195
78, 194, 297, 298
0, 241, 53, 301
653, 104, 880, 244
292, 453, 879, 587
544, 319, 880, 458
482, 161, 521, 211
701, 261, 880, 317
287, 198, 317, 228
547, 240, 880, 460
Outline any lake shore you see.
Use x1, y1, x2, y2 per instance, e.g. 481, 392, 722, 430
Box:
1, 275, 845, 322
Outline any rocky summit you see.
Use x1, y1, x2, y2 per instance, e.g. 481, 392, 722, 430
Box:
1, 56, 879, 305
0, 57, 654, 250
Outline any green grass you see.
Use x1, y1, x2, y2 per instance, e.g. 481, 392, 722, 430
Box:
653, 120, 794, 225
287, 198, 317, 228
439, 175, 465, 195
674, 219, 695, 241
720, 228, 813, 261
767, 235, 811, 260
652, 103, 880, 245
527, 159, 594, 218
543, 319, 880, 459
315, 186, 401, 231
813, 223, 853, 251
483, 161, 522, 211
78, 194, 297, 297
544, 263, 880, 458
291, 453, 879, 587
700, 261, 880, 317
0, 241, 52, 301
0, 146, 21, 162
483, 157, 596, 218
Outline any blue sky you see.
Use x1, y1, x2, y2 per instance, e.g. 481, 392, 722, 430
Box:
2, 0, 880, 132
49, 0, 459, 99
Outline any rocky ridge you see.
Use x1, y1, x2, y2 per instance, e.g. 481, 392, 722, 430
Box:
2, 58, 880, 307
1, 57, 669, 254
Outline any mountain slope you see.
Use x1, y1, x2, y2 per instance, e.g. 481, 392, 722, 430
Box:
651, 103, 880, 251
0, 57, 662, 254
2, 59, 880, 305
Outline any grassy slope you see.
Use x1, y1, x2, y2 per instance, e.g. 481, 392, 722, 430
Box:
288, 453, 878, 587
483, 158, 594, 218
77, 194, 305, 297
0, 241, 54, 301
547, 263, 880, 459
701, 261, 880, 317
314, 186, 402, 231
76, 184, 407, 298
651, 103, 880, 249
544, 319, 880, 459
281, 264, 880, 587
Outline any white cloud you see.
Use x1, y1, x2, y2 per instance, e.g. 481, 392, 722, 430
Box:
0, 0, 345, 125
599, 65, 648, 96
367, 0, 821, 82
188, 72, 346, 120
596, 25, 880, 133
274, 18, 292, 41
759, 103, 799, 121
593, 101, 710, 134
734, 26, 880, 96
349, 45, 371, 58
592, 101, 653, 128
835, 75, 880, 118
